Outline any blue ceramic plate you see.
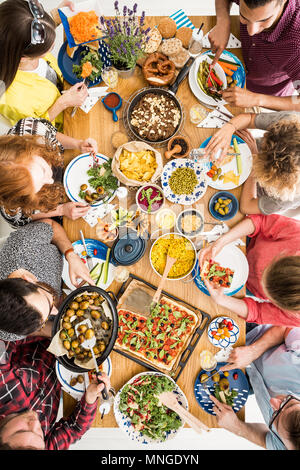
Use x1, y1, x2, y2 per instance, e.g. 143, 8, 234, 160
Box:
58, 40, 111, 87
62, 238, 117, 290
161, 158, 208, 205
207, 316, 240, 349
194, 362, 249, 415
199, 134, 252, 190
209, 191, 239, 221
114, 372, 188, 444
193, 243, 249, 296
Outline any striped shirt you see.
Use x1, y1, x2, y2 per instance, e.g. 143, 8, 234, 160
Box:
232, 0, 300, 96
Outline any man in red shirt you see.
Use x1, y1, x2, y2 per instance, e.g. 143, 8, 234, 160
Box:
209, 0, 300, 110
0, 336, 111, 450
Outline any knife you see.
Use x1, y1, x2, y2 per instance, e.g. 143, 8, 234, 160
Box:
79, 230, 93, 272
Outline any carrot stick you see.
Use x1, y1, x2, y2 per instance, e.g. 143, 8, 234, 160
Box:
218, 62, 234, 76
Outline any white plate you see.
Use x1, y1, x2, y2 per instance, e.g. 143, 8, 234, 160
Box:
189, 55, 227, 108
63, 153, 118, 207
62, 239, 116, 290
193, 243, 249, 296
200, 135, 253, 190
114, 371, 188, 444
55, 357, 112, 399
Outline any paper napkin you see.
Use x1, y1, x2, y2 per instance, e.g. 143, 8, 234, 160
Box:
80, 86, 108, 113
82, 203, 116, 227
202, 31, 241, 49
197, 107, 233, 129
169, 9, 195, 29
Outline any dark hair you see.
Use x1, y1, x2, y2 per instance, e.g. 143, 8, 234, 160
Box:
0, 278, 43, 335
243, 0, 284, 8
0, 0, 56, 91
264, 256, 300, 312
284, 408, 300, 450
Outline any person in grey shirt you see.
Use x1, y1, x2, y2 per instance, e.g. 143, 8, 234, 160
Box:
203, 111, 300, 217
210, 325, 300, 450
0, 219, 94, 342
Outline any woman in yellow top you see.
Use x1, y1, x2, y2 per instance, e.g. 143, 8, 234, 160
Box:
0, 0, 88, 131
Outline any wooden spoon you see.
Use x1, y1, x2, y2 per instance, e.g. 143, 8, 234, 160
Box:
152, 254, 176, 304
159, 391, 209, 434
165, 144, 182, 159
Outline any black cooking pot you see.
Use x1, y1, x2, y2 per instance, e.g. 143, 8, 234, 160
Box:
52, 286, 119, 373
124, 56, 195, 146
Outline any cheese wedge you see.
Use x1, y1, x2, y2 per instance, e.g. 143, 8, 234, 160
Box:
223, 170, 239, 186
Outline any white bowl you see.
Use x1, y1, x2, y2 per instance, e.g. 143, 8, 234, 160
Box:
193, 55, 227, 104
150, 232, 197, 281
176, 209, 204, 239
135, 183, 165, 214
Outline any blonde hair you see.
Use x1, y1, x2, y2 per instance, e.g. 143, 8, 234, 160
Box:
253, 117, 300, 201
0, 134, 64, 216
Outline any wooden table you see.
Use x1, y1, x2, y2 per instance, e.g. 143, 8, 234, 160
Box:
62, 15, 246, 428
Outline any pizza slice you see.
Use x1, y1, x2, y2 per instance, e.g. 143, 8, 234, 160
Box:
200, 260, 234, 288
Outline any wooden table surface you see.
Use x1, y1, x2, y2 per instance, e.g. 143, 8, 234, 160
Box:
62, 15, 247, 429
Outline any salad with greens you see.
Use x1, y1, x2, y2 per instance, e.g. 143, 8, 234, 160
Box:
119, 374, 182, 440
78, 159, 118, 204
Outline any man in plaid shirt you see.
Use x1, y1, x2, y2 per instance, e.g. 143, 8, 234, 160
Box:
0, 336, 110, 450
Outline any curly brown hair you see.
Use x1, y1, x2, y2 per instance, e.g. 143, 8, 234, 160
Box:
253, 117, 300, 201
0, 134, 65, 216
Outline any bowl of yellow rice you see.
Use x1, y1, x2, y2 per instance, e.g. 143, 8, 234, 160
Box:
150, 233, 197, 280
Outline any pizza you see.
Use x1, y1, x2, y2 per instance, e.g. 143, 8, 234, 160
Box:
200, 260, 234, 288
116, 296, 199, 372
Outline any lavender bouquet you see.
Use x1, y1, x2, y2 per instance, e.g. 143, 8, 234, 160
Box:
100, 2, 151, 70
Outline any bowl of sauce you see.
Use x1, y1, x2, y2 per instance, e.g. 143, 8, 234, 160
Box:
136, 183, 164, 214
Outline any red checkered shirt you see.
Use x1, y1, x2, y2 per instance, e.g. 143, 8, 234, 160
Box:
0, 337, 97, 450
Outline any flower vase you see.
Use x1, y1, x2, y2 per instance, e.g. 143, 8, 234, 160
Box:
113, 61, 136, 78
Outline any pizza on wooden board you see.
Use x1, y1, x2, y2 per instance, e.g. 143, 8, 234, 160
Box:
116, 296, 200, 372
200, 260, 234, 288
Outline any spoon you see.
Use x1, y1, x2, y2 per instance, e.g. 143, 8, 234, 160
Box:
159, 391, 209, 433
152, 254, 176, 305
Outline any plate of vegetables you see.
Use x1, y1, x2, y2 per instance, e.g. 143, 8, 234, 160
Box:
194, 363, 249, 415
202, 50, 246, 89
62, 239, 116, 291
161, 158, 207, 205
58, 40, 111, 86
114, 372, 188, 444
189, 55, 226, 107
200, 134, 252, 190
64, 153, 119, 207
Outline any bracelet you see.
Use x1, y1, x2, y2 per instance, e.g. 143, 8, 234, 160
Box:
64, 248, 74, 259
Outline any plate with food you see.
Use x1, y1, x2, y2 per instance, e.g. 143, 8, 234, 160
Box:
62, 239, 117, 290
207, 316, 240, 349
199, 134, 253, 190
161, 158, 208, 205
188, 54, 226, 107
193, 243, 249, 296
58, 5, 104, 47
51, 286, 118, 373
58, 40, 111, 86
64, 153, 119, 206
194, 363, 249, 415
55, 356, 112, 399
201, 50, 246, 90
114, 371, 188, 444
150, 233, 197, 281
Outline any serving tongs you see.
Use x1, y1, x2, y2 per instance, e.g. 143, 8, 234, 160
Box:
159, 391, 209, 434
75, 318, 109, 400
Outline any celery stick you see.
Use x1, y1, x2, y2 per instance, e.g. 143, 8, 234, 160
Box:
96, 263, 104, 286
102, 248, 111, 284
233, 138, 242, 175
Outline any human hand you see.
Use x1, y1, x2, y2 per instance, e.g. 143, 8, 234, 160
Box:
79, 138, 98, 154
61, 201, 90, 220
204, 123, 236, 162
220, 345, 256, 371
204, 279, 227, 306
235, 129, 258, 155
66, 252, 96, 288
61, 82, 88, 109
198, 241, 222, 268
210, 394, 241, 431
58, 1, 75, 10
221, 86, 258, 108
85, 373, 111, 404
208, 21, 230, 67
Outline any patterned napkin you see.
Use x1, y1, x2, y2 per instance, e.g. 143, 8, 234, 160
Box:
202, 31, 241, 49
80, 86, 109, 113
82, 203, 116, 227
169, 9, 196, 29
197, 107, 233, 129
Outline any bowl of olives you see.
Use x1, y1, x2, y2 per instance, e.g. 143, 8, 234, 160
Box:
52, 286, 119, 372
208, 191, 239, 221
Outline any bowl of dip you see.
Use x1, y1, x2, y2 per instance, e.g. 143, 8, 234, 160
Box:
136, 183, 165, 214
155, 208, 176, 230
176, 209, 204, 239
